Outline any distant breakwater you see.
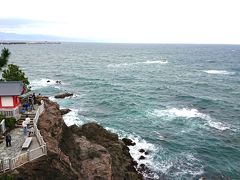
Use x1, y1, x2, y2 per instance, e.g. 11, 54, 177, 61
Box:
0, 41, 61, 45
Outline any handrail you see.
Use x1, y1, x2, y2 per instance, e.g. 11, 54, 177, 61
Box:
0, 101, 47, 173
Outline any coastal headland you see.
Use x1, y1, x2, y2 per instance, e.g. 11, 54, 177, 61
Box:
1, 98, 142, 180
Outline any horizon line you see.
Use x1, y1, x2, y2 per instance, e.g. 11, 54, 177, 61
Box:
1, 40, 240, 46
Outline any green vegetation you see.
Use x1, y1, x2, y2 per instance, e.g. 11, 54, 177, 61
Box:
0, 175, 13, 180
5, 117, 17, 129
0, 48, 30, 91
0, 114, 16, 129
0, 48, 11, 70
0, 114, 5, 121
2, 64, 30, 88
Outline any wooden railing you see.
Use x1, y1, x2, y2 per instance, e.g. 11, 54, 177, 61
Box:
0, 101, 47, 173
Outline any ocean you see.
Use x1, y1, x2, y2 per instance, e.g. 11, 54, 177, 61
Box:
4, 43, 240, 179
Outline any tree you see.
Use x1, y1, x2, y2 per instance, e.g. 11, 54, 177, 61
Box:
0, 47, 11, 70
2, 64, 30, 89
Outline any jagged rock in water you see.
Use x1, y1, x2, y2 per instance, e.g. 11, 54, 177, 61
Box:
139, 156, 146, 160
139, 149, 145, 153
60, 108, 71, 115
54, 92, 73, 99
144, 151, 150, 155
122, 138, 136, 146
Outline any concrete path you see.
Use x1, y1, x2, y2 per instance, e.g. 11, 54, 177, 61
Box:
0, 105, 42, 160
0, 128, 25, 160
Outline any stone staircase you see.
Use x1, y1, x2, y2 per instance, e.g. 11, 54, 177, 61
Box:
17, 113, 35, 128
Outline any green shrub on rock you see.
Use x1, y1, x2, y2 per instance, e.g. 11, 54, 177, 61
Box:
0, 114, 5, 121
5, 117, 16, 129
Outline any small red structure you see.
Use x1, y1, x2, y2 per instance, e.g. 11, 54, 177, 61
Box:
0, 81, 24, 119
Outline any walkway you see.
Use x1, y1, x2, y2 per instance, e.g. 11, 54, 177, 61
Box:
0, 128, 25, 160
0, 104, 45, 169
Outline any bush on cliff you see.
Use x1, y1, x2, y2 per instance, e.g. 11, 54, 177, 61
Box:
5, 117, 17, 129
2, 64, 30, 90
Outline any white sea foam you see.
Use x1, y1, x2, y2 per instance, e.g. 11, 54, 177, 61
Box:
30, 78, 63, 90
171, 153, 204, 177
203, 70, 235, 75
207, 120, 231, 131
142, 60, 168, 64
63, 109, 83, 126
49, 96, 57, 102
105, 128, 160, 179
151, 108, 231, 131
107, 60, 168, 68
152, 108, 211, 120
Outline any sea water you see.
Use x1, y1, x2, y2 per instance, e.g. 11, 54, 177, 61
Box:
5, 43, 240, 179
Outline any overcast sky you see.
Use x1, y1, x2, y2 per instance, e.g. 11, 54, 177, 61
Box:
0, 0, 240, 44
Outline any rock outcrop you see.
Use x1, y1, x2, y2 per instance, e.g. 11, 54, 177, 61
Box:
122, 138, 136, 146
7, 99, 142, 180
60, 108, 71, 115
54, 92, 73, 99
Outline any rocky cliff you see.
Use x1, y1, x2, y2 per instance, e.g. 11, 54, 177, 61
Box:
8, 99, 142, 180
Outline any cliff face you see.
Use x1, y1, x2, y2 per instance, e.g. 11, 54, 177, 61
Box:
10, 100, 142, 180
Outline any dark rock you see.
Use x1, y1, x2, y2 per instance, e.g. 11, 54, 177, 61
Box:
54, 92, 73, 99
60, 108, 71, 115
47, 80, 50, 83
122, 138, 136, 146
137, 164, 153, 176
144, 151, 149, 155
139, 149, 145, 153
7, 100, 143, 180
132, 161, 138, 167
139, 156, 146, 160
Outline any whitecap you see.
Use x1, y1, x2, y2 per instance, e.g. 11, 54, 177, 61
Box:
30, 78, 63, 90
203, 70, 235, 75
151, 108, 211, 120
206, 120, 231, 131
142, 60, 168, 64
150, 108, 231, 131
107, 60, 168, 68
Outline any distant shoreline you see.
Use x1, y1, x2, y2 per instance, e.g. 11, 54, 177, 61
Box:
0, 41, 61, 45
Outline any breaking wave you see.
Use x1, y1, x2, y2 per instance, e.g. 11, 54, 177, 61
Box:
63, 109, 83, 126
203, 70, 235, 75
105, 127, 160, 179
30, 78, 63, 90
150, 108, 231, 131
107, 60, 168, 68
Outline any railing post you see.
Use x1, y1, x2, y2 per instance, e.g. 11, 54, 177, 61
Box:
2, 159, 5, 173
27, 150, 30, 161
9, 158, 13, 170
0, 159, 3, 172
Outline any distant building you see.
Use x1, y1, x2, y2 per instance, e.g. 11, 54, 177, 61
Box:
0, 81, 24, 119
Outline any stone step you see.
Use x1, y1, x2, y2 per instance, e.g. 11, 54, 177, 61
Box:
18, 119, 34, 122
17, 124, 34, 128
17, 122, 34, 126
20, 115, 36, 118
17, 118, 33, 122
